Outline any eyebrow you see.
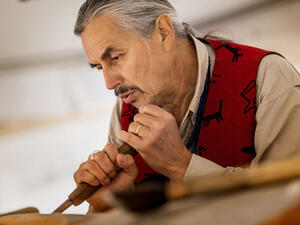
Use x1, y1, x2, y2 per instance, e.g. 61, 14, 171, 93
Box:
89, 46, 116, 68
101, 46, 114, 60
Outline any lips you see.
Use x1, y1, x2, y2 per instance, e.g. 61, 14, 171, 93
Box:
119, 90, 136, 104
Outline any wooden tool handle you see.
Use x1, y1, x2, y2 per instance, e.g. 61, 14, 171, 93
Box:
69, 182, 100, 206
118, 143, 138, 156
69, 143, 137, 206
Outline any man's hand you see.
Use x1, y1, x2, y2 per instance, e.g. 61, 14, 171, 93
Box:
73, 143, 138, 212
119, 104, 192, 181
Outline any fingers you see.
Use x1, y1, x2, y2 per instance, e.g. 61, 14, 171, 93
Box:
74, 160, 111, 186
128, 121, 151, 137
119, 130, 142, 150
74, 167, 100, 186
93, 151, 117, 179
133, 113, 160, 129
74, 144, 119, 187
131, 105, 176, 137
103, 144, 119, 170
116, 154, 138, 179
140, 104, 172, 119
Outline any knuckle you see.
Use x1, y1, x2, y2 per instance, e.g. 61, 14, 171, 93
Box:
79, 162, 86, 169
105, 145, 118, 156
133, 114, 139, 121
134, 113, 142, 122
105, 143, 115, 150
123, 133, 131, 142
93, 151, 105, 161
128, 123, 135, 133
85, 160, 99, 171
83, 163, 92, 171
104, 144, 113, 152
74, 170, 87, 184
143, 105, 150, 112
104, 144, 118, 155
106, 143, 114, 148
73, 171, 80, 181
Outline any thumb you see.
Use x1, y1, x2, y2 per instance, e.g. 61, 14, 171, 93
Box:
117, 154, 138, 179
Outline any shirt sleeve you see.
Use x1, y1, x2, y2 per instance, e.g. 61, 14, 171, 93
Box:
253, 54, 300, 164
107, 98, 124, 148
184, 54, 300, 180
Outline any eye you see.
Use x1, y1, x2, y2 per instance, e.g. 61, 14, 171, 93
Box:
112, 55, 120, 61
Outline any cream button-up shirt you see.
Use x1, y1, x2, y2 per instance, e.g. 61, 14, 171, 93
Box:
107, 34, 300, 180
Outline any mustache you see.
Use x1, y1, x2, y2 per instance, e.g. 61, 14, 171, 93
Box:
114, 86, 144, 97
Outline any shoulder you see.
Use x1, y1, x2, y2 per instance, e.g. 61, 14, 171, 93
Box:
256, 54, 300, 105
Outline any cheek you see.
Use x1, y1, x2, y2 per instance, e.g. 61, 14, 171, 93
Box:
123, 50, 153, 89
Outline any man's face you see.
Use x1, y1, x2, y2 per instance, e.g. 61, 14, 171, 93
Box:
81, 14, 174, 109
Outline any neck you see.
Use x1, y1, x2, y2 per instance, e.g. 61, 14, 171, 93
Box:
165, 37, 198, 126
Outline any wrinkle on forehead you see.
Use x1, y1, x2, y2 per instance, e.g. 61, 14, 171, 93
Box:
81, 14, 135, 63
82, 14, 132, 45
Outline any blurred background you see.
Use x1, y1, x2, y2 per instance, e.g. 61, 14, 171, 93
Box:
0, 0, 299, 215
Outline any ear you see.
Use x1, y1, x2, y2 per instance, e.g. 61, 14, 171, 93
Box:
154, 14, 175, 51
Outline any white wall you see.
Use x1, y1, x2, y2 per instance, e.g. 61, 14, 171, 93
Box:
0, 60, 116, 214
0, 60, 114, 120
0, 0, 84, 62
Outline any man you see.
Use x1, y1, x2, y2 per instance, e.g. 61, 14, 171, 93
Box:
73, 0, 300, 212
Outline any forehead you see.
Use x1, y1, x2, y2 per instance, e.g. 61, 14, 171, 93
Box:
81, 14, 134, 58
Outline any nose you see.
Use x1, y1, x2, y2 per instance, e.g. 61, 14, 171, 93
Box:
102, 68, 123, 90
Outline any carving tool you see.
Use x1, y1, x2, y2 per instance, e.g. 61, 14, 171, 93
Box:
52, 143, 137, 214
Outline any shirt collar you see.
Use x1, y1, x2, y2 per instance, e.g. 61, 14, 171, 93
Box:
180, 33, 210, 126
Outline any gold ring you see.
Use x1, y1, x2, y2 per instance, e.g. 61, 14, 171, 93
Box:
135, 124, 142, 135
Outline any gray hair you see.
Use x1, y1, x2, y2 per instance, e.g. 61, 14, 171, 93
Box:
74, 0, 188, 39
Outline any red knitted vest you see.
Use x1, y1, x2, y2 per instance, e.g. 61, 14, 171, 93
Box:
120, 39, 275, 182
120, 103, 156, 183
